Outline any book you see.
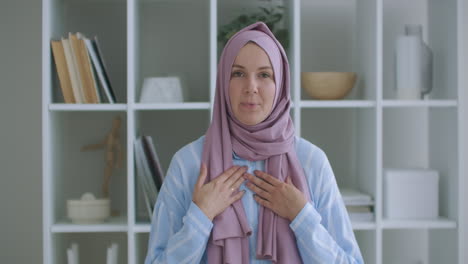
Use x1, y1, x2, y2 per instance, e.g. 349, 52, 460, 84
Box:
340, 188, 374, 206
68, 33, 89, 103
134, 138, 158, 220
142, 135, 165, 190
77, 32, 101, 103
50, 40, 75, 103
348, 212, 374, 222
62, 37, 84, 103
91, 36, 117, 103
70, 32, 99, 103
134, 139, 153, 219
346, 205, 372, 213
85, 37, 115, 103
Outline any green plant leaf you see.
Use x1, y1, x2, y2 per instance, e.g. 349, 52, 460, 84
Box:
259, 7, 271, 15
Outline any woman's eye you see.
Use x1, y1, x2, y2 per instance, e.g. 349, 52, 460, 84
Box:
260, 72, 271, 78
231, 71, 244, 77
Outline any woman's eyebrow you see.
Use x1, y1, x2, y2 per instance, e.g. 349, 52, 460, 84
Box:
232, 64, 273, 70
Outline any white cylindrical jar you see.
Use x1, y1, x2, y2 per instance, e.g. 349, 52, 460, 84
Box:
395, 24, 433, 100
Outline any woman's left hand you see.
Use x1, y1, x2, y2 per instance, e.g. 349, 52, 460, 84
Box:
244, 170, 307, 222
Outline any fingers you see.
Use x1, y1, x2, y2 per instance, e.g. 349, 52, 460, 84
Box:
286, 176, 292, 185
215, 166, 241, 183
246, 180, 272, 200
230, 173, 246, 191
196, 163, 208, 188
224, 166, 247, 187
253, 194, 273, 209
245, 172, 274, 192
254, 170, 281, 186
229, 190, 246, 204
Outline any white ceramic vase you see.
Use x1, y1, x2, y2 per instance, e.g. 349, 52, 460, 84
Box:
395, 24, 433, 100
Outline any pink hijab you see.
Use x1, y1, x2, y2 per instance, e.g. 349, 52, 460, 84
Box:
202, 22, 311, 264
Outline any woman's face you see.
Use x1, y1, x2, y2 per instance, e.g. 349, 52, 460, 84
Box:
229, 43, 276, 126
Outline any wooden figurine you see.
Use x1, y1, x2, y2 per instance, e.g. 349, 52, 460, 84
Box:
81, 116, 124, 198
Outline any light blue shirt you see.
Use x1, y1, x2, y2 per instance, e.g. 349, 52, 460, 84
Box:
145, 136, 364, 263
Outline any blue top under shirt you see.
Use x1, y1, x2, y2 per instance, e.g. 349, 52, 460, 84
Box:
145, 136, 364, 264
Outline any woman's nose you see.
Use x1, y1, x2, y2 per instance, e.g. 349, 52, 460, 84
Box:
245, 75, 258, 94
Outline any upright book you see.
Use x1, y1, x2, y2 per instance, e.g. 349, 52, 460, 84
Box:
134, 137, 158, 220
50, 40, 75, 103
69, 32, 99, 103
85, 36, 117, 103
142, 135, 165, 191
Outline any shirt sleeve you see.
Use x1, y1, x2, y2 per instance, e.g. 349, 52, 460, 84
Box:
145, 155, 213, 264
290, 153, 364, 264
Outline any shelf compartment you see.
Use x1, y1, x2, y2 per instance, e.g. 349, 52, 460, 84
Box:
133, 110, 210, 222
50, 111, 128, 224
382, 108, 458, 221
49, 0, 127, 104
301, 108, 377, 202
300, 0, 377, 100
382, 229, 457, 264
354, 230, 376, 264
52, 216, 128, 233
53, 232, 127, 264
136, 233, 150, 264
382, 0, 457, 100
135, 0, 210, 103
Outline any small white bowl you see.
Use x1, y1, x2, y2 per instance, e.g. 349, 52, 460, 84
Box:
67, 192, 110, 224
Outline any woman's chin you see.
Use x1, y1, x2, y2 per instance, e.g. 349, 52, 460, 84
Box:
238, 116, 264, 126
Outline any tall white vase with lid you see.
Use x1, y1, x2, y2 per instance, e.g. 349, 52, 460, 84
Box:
395, 24, 433, 99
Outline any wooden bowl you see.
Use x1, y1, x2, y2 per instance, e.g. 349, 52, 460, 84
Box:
301, 72, 357, 100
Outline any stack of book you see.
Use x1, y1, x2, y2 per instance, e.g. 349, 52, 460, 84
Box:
50, 33, 116, 104
134, 135, 164, 221
340, 188, 374, 222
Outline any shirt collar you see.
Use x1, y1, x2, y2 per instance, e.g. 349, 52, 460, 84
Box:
232, 151, 242, 160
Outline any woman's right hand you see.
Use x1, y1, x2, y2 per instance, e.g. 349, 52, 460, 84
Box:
192, 164, 247, 221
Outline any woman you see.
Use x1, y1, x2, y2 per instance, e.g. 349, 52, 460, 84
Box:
145, 22, 364, 264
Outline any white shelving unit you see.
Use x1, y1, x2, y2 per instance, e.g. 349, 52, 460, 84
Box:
42, 0, 464, 263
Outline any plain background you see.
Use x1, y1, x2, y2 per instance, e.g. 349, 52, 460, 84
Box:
0, 0, 466, 263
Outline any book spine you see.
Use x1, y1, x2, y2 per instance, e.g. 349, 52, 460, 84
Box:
77, 33, 100, 103
85, 39, 114, 103
62, 38, 84, 103
70, 33, 94, 103
50, 40, 76, 103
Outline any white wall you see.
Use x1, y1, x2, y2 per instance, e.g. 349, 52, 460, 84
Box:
0, 0, 42, 262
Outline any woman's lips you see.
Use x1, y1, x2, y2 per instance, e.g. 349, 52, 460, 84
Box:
240, 102, 259, 110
